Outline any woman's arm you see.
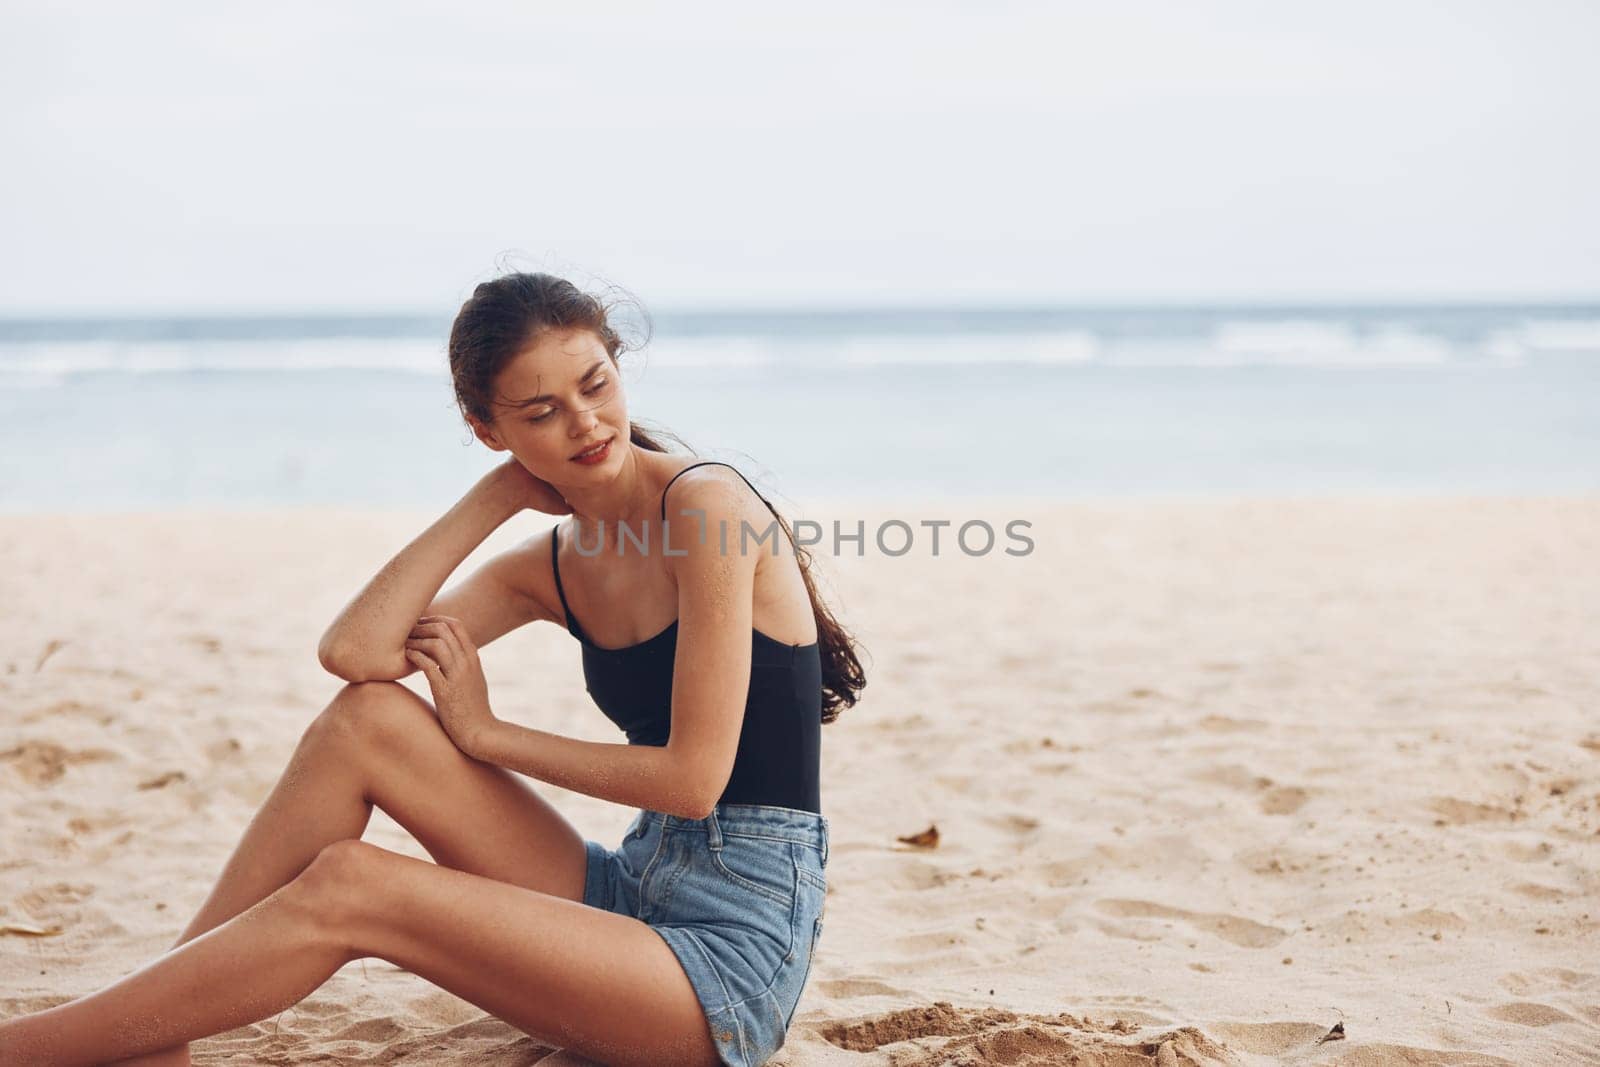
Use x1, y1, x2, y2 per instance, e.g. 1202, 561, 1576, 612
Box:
419, 467, 766, 820
482, 469, 762, 818
318, 460, 566, 682
469, 725, 706, 820
403, 614, 711, 819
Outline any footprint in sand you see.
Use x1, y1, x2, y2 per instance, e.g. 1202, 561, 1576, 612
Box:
887, 858, 966, 892
20, 699, 116, 726
1485, 1002, 1580, 1027
1204, 1019, 1357, 1057
66, 812, 131, 837
1192, 765, 1312, 815
985, 812, 1042, 835
137, 770, 189, 791
329, 1017, 409, 1043
1192, 763, 1274, 792
9, 881, 96, 933
1428, 795, 1519, 825
1496, 967, 1598, 997
932, 772, 983, 792
1510, 882, 1569, 900
18, 882, 96, 909
1095, 898, 1289, 948
0, 740, 120, 785
1259, 785, 1310, 815
1499, 840, 1557, 864
817, 977, 912, 999
206, 737, 245, 762
1040, 856, 1095, 888
1196, 713, 1267, 733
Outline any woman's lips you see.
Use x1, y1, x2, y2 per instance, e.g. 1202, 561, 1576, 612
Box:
571, 438, 613, 464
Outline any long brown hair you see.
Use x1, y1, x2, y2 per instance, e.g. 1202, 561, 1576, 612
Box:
447, 270, 866, 724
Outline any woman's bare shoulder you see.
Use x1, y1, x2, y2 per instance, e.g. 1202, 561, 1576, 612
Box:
503, 524, 566, 625
659, 464, 775, 541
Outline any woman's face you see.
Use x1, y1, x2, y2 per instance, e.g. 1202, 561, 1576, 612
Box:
471, 326, 629, 480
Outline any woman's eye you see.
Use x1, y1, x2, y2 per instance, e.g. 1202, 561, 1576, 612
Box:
525, 379, 609, 423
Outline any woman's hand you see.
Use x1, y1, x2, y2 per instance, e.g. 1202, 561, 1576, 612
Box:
405, 615, 500, 756
482, 456, 572, 517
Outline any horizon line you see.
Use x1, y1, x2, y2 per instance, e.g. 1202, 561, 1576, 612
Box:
3, 295, 1600, 324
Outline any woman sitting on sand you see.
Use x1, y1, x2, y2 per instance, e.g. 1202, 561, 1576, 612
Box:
0, 271, 865, 1067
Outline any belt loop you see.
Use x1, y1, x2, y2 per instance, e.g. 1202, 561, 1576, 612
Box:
706, 806, 724, 851
820, 829, 829, 866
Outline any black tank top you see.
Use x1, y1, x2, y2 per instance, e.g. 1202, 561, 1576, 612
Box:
550, 461, 823, 814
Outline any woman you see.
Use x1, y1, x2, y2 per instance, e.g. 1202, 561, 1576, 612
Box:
0, 272, 865, 1067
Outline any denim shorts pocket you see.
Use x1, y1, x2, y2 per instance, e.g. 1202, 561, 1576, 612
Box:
709, 835, 798, 909
793, 842, 827, 887
780, 870, 827, 1030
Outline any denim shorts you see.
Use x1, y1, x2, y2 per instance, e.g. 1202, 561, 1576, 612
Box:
582, 802, 830, 1067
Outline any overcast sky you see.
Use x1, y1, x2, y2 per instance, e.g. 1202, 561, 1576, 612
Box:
3, 1, 1597, 314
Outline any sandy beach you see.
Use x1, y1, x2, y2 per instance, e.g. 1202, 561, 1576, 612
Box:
2, 496, 1597, 1065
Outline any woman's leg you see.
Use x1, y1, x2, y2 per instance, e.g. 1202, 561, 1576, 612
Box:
0, 840, 721, 1067
98, 680, 594, 1065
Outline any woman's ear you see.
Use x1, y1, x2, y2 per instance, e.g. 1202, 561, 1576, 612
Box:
466, 416, 508, 452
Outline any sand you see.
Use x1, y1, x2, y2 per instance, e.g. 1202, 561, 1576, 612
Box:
2, 497, 1597, 1065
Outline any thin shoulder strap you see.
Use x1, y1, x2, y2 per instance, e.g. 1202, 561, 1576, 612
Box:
549, 524, 583, 639
660, 460, 779, 521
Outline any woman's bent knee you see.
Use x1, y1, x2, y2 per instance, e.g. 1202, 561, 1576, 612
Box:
280, 839, 378, 953
308, 681, 443, 758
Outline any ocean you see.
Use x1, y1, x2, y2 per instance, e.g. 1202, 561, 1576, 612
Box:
1, 305, 1596, 512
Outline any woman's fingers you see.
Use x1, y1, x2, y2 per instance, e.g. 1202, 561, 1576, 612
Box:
409, 622, 455, 653
406, 635, 453, 674
433, 618, 467, 662
417, 615, 478, 663
437, 616, 479, 661
404, 648, 442, 679
408, 622, 457, 675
